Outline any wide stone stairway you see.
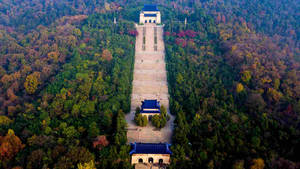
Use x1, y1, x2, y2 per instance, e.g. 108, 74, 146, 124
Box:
126, 23, 174, 144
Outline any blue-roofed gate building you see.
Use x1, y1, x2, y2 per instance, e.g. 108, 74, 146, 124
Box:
130, 143, 172, 165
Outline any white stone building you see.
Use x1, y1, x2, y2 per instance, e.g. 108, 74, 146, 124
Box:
139, 5, 161, 24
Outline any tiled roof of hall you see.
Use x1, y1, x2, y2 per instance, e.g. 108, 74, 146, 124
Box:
141, 99, 160, 109
130, 142, 172, 155
142, 4, 159, 12
142, 100, 159, 108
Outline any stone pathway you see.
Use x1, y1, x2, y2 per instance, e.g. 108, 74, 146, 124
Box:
126, 23, 174, 144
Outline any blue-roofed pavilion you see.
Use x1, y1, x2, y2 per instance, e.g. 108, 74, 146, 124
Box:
140, 99, 161, 114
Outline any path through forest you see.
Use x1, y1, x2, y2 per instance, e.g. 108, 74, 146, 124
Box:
126, 23, 174, 143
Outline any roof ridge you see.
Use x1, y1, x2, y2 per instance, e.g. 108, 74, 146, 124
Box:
142, 4, 159, 12
130, 142, 172, 155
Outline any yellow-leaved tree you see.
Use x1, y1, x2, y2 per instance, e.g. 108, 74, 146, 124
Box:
77, 160, 96, 169
0, 115, 13, 126
24, 72, 41, 94
236, 83, 245, 93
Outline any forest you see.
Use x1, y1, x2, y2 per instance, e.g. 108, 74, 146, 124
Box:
163, 1, 299, 169
0, 1, 136, 168
0, 0, 299, 169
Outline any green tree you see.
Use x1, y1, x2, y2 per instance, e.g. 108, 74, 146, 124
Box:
251, 136, 261, 148
134, 113, 148, 127
55, 147, 94, 169
151, 105, 168, 128
63, 126, 79, 139
141, 115, 148, 126
173, 111, 189, 146
241, 70, 251, 83
0, 116, 13, 126
114, 110, 127, 145
88, 122, 99, 138
176, 73, 184, 84
151, 115, 161, 128
134, 107, 148, 127
73, 28, 82, 37
232, 160, 245, 169
135, 107, 141, 114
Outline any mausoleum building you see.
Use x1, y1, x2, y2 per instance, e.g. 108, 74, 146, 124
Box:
139, 5, 161, 24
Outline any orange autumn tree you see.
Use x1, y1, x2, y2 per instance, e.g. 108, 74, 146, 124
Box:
250, 158, 265, 169
47, 51, 60, 63
0, 129, 25, 162
93, 135, 109, 150
101, 49, 113, 61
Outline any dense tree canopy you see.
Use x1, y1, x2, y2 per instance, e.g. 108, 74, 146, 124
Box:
162, 1, 299, 168
0, 1, 135, 168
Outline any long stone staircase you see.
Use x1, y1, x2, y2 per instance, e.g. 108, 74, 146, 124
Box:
126, 23, 173, 144
130, 24, 169, 110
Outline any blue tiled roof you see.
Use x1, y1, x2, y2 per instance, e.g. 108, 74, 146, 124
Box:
144, 14, 157, 17
130, 143, 172, 155
140, 100, 161, 113
141, 100, 160, 109
143, 4, 159, 11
